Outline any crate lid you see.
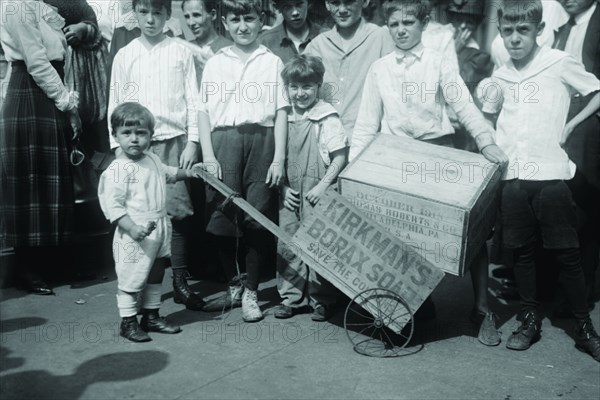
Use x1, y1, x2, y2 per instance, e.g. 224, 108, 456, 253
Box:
341, 134, 499, 207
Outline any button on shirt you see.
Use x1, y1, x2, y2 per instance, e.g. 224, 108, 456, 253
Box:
108, 37, 202, 149
350, 44, 495, 161
199, 45, 289, 131
304, 19, 395, 140
479, 46, 600, 181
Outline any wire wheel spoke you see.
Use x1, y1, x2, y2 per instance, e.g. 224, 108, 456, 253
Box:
344, 288, 415, 357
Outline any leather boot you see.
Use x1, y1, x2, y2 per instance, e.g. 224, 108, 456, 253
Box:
172, 268, 206, 311
506, 310, 541, 351
140, 309, 182, 334
574, 317, 600, 362
120, 316, 151, 342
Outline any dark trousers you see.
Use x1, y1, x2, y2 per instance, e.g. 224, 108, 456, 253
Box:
501, 179, 589, 320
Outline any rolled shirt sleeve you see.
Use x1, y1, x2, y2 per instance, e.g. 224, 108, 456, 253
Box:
560, 55, 600, 96
350, 65, 384, 161
3, 1, 73, 112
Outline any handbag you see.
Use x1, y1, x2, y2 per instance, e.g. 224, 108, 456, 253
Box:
64, 30, 109, 124
70, 139, 99, 204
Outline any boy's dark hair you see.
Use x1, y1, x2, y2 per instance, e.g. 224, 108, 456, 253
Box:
281, 54, 325, 86
272, 0, 306, 9
497, 0, 543, 25
181, 0, 218, 12
111, 102, 156, 134
446, 0, 484, 26
133, 0, 172, 15
382, 0, 430, 22
222, 0, 263, 17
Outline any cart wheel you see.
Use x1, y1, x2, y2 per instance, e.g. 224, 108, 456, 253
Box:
344, 288, 414, 357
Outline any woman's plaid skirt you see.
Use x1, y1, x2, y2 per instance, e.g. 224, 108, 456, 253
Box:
0, 61, 74, 248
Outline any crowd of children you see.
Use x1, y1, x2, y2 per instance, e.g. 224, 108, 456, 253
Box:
1, 0, 599, 362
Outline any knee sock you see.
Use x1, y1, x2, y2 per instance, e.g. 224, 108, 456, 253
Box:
142, 284, 162, 310
244, 229, 272, 291
171, 218, 190, 269
214, 235, 243, 284
117, 292, 138, 318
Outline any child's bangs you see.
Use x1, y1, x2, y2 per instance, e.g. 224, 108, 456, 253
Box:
134, 0, 172, 13
222, 0, 262, 16
383, 1, 429, 22
288, 68, 322, 86
497, 0, 542, 25
123, 117, 150, 129
111, 103, 156, 132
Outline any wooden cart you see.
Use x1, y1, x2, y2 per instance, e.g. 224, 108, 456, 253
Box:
194, 167, 445, 357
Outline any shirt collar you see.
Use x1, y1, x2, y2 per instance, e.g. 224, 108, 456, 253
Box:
306, 100, 339, 122
278, 21, 322, 47
218, 44, 271, 62
498, 46, 567, 82
574, 2, 597, 25
326, 18, 366, 44
394, 42, 425, 61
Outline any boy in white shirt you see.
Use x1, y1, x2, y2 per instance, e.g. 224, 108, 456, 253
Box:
351, 0, 508, 346
198, 0, 288, 323
108, 0, 206, 312
479, 0, 600, 360
99, 102, 204, 342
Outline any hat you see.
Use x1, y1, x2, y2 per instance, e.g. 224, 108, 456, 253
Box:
446, 0, 484, 16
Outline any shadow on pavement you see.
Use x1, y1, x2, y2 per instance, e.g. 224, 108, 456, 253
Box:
0, 350, 169, 400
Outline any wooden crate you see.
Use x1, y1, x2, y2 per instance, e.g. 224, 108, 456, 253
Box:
339, 134, 501, 276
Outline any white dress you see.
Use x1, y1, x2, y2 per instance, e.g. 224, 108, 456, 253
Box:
98, 153, 177, 292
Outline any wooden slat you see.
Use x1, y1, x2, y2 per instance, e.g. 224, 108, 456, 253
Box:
342, 135, 498, 206
194, 166, 290, 242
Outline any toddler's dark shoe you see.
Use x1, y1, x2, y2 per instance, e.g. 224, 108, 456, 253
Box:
471, 310, 501, 346
140, 310, 181, 334
120, 316, 151, 343
574, 318, 600, 362
274, 304, 294, 319
311, 305, 330, 322
506, 310, 541, 351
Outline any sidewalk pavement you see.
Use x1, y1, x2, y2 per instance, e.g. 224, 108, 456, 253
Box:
1, 265, 599, 400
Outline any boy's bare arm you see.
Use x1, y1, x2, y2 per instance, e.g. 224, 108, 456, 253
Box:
561, 91, 600, 147
180, 50, 202, 169
198, 111, 221, 180
322, 149, 347, 186
266, 108, 287, 188
179, 141, 199, 170
305, 148, 347, 206
175, 167, 202, 181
